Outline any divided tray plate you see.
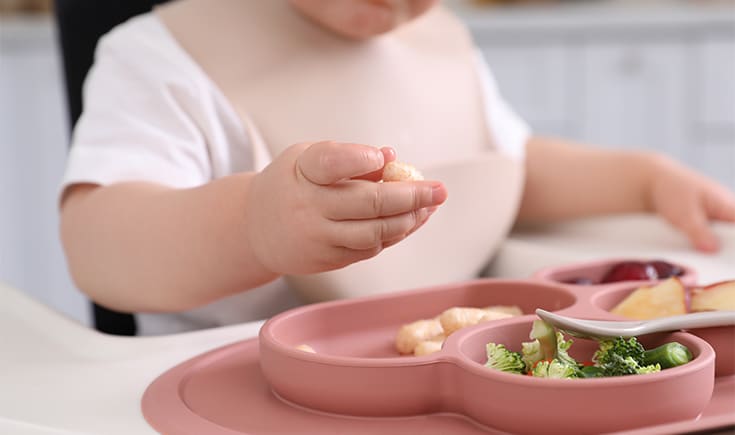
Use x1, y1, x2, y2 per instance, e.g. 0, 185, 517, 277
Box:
143, 259, 735, 434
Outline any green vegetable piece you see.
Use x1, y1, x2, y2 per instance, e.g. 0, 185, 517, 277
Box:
643, 342, 693, 369
554, 331, 580, 368
524, 321, 582, 377
530, 319, 557, 361
485, 343, 526, 374
521, 339, 543, 369
532, 359, 578, 379
593, 337, 647, 377
636, 363, 661, 374
579, 365, 604, 378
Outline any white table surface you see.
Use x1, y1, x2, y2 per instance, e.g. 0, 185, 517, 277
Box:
1, 215, 733, 435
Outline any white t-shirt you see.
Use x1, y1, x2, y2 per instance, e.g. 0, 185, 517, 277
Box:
62, 14, 530, 335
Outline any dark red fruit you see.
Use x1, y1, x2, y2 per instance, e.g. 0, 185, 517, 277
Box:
649, 260, 683, 278
601, 261, 658, 283
562, 277, 596, 285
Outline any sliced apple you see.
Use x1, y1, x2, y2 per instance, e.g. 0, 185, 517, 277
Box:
610, 277, 687, 320
690, 280, 735, 312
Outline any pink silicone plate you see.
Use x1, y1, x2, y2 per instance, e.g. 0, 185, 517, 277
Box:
142, 263, 735, 435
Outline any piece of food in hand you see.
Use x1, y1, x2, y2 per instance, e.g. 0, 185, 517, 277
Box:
439, 307, 514, 336
295, 344, 316, 353
610, 277, 687, 320
601, 261, 658, 283
690, 280, 735, 311
395, 318, 444, 355
413, 335, 446, 356
382, 161, 424, 182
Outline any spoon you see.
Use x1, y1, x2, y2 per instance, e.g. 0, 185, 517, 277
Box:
535, 309, 735, 339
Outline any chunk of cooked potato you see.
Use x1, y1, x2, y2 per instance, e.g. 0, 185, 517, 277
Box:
395, 318, 443, 355
395, 305, 522, 356
413, 335, 445, 356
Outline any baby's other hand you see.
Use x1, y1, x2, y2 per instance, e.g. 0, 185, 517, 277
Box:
246, 141, 448, 275
648, 155, 735, 253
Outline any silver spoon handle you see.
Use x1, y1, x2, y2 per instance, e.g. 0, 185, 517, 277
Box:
638, 311, 735, 334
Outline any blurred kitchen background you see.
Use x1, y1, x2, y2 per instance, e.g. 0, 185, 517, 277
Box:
1, 0, 734, 326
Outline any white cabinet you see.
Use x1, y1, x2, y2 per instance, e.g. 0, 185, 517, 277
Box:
456, 0, 735, 190
697, 39, 735, 137
690, 38, 735, 187
480, 44, 574, 137
579, 41, 688, 155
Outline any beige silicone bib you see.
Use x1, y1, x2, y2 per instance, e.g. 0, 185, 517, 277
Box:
158, 0, 523, 301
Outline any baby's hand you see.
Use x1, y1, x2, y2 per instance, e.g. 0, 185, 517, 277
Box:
648, 155, 735, 252
245, 141, 448, 275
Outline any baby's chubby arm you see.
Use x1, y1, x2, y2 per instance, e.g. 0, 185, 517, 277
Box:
60, 141, 447, 312
518, 136, 735, 252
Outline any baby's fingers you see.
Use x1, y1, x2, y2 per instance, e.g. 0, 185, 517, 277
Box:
677, 207, 719, 253
330, 208, 434, 250
680, 185, 735, 252
704, 184, 735, 223
322, 181, 447, 220
297, 141, 386, 185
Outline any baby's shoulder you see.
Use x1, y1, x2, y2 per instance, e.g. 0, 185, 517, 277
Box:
95, 13, 198, 82
89, 12, 223, 108
98, 13, 166, 55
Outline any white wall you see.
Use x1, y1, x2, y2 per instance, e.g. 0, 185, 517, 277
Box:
0, 17, 89, 325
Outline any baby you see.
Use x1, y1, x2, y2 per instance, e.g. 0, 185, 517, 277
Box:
60, 0, 735, 334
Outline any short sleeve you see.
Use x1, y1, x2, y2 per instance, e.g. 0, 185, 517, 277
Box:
61, 14, 248, 194
474, 50, 531, 161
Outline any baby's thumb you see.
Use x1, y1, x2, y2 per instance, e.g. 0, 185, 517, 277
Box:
297, 141, 384, 185
679, 208, 719, 253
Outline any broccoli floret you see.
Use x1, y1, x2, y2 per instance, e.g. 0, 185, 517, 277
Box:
636, 363, 661, 374
485, 343, 526, 374
521, 326, 581, 378
531, 360, 550, 377
593, 337, 649, 377
521, 339, 543, 369
484, 327, 682, 380
554, 332, 580, 368
531, 359, 578, 379
594, 337, 645, 363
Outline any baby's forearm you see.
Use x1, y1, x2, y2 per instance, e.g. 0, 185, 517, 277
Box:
60, 174, 278, 313
517, 136, 657, 222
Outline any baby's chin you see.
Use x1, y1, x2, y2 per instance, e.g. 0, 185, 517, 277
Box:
290, 0, 437, 40
337, 14, 401, 40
